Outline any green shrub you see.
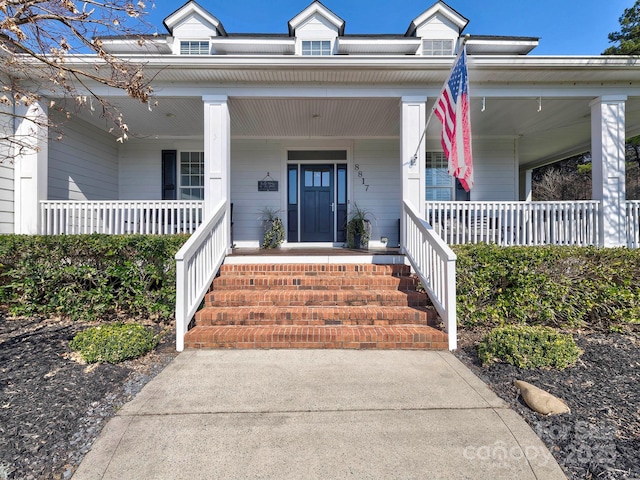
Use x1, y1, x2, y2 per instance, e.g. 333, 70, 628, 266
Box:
0, 234, 188, 322
478, 325, 581, 369
70, 323, 158, 364
454, 244, 640, 330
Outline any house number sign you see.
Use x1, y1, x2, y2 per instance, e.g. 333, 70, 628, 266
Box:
355, 164, 370, 191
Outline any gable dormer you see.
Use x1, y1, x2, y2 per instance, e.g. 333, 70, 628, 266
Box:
164, 1, 227, 55
288, 1, 345, 55
406, 1, 468, 56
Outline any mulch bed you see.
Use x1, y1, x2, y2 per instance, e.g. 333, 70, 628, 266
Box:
455, 329, 640, 480
1, 315, 638, 480
0, 316, 177, 480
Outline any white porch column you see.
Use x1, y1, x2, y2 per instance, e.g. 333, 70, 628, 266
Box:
400, 97, 427, 246
524, 169, 533, 202
14, 101, 48, 234
202, 95, 231, 221
590, 96, 627, 247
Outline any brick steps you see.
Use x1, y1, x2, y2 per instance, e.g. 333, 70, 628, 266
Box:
195, 305, 437, 326
184, 325, 448, 350
184, 262, 447, 351
204, 290, 428, 307
218, 264, 410, 276
212, 275, 417, 290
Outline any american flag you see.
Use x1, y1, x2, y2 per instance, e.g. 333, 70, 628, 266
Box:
434, 47, 473, 191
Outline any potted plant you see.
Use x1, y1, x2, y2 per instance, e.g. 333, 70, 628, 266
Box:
346, 204, 372, 249
259, 207, 285, 249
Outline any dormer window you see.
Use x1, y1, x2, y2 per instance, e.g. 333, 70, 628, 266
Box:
302, 40, 332, 56
423, 39, 453, 56
180, 40, 210, 55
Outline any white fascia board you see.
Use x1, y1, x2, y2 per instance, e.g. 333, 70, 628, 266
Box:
100, 37, 172, 54
33, 53, 640, 70
210, 38, 295, 55
468, 55, 640, 68
337, 38, 421, 54
466, 39, 539, 55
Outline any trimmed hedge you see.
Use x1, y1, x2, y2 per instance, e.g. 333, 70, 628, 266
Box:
454, 244, 640, 330
478, 325, 580, 369
0, 234, 188, 322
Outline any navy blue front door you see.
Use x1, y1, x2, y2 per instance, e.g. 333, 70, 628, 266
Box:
301, 165, 334, 242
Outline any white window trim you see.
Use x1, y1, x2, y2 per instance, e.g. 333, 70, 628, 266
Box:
297, 38, 334, 56
421, 39, 454, 56
177, 39, 210, 55
426, 151, 454, 201
179, 151, 205, 200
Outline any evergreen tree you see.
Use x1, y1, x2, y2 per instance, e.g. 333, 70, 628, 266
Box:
604, 1, 640, 54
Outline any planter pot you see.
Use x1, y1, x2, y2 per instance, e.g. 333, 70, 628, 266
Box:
354, 233, 368, 250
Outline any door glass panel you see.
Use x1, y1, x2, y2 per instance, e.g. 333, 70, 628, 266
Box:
288, 167, 297, 205
305, 170, 313, 187
337, 166, 346, 204
322, 171, 330, 187
314, 171, 321, 187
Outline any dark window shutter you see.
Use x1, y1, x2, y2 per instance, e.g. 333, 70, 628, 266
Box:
162, 150, 177, 200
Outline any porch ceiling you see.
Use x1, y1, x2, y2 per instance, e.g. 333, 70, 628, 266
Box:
75, 95, 640, 167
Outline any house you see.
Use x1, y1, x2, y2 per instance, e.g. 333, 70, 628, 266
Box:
2, 1, 640, 350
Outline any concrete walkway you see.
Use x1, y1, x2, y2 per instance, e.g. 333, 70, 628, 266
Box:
73, 350, 566, 479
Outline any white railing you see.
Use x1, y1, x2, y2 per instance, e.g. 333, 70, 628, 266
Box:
175, 200, 229, 352
40, 200, 204, 235
425, 201, 600, 247
626, 201, 640, 248
403, 201, 457, 351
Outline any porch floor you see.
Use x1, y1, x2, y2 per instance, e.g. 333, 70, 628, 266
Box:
229, 247, 402, 256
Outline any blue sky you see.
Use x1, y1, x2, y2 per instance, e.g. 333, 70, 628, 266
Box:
145, 0, 632, 55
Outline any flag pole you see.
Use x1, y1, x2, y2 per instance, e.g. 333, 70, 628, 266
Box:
410, 34, 470, 166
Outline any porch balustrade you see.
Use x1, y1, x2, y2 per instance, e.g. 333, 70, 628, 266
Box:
39, 200, 204, 235
403, 201, 457, 350
175, 200, 229, 352
425, 201, 601, 247
626, 201, 640, 248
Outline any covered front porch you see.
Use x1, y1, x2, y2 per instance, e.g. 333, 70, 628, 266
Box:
10, 60, 640, 351
22, 91, 640, 251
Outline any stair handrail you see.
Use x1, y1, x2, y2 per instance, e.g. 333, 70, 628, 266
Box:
175, 199, 229, 351
402, 200, 457, 350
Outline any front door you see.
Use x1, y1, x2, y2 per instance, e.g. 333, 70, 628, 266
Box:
300, 165, 334, 242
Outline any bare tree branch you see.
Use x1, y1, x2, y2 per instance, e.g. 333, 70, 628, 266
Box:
1, 0, 157, 161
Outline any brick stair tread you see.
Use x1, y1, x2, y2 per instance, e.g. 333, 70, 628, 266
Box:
184, 324, 448, 350
212, 275, 417, 290
195, 305, 437, 326
219, 264, 411, 276
205, 289, 427, 307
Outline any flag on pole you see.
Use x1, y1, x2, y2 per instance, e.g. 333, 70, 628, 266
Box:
434, 46, 473, 191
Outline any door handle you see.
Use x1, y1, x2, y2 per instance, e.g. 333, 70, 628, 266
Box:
331, 202, 335, 212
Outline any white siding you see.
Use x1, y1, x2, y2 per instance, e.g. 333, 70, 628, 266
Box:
0, 161, 14, 233
425, 136, 518, 201
230, 139, 282, 246
471, 138, 518, 201
0, 104, 14, 233
352, 139, 401, 247
416, 14, 459, 40
296, 14, 338, 38
119, 139, 204, 200
48, 114, 119, 200
229, 139, 402, 247
173, 14, 219, 39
